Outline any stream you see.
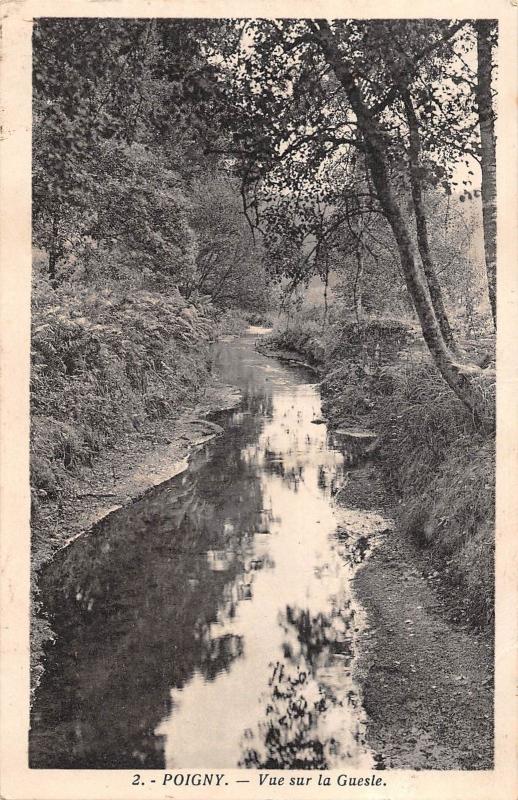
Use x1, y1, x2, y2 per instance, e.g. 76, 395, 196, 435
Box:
30, 330, 392, 770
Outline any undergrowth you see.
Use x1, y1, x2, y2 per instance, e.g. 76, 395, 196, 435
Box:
376, 362, 494, 626
215, 308, 275, 335
216, 308, 250, 335
261, 307, 325, 366
31, 273, 212, 523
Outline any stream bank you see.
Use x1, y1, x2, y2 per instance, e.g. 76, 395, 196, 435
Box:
354, 525, 493, 769
258, 322, 495, 769
31, 373, 241, 696
336, 451, 493, 768
30, 332, 391, 769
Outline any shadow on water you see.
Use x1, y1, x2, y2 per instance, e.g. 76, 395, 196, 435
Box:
30, 334, 390, 769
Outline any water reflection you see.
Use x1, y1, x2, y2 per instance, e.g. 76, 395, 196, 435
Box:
238, 597, 363, 771
30, 334, 390, 769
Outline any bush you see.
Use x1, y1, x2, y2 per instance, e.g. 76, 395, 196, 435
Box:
245, 310, 275, 327
263, 309, 325, 366
323, 315, 418, 367
216, 308, 250, 335
31, 276, 212, 503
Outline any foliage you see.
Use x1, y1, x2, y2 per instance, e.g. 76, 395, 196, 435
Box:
31, 270, 212, 503
214, 19, 487, 205
263, 305, 327, 365
187, 175, 273, 311
374, 362, 494, 625
216, 308, 250, 336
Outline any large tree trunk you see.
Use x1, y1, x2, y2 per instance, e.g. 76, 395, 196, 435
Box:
475, 19, 497, 329
401, 87, 459, 354
365, 144, 489, 421
313, 21, 493, 427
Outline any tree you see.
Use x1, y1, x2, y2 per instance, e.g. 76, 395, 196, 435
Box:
475, 20, 497, 327
400, 86, 458, 353
32, 19, 156, 278
212, 19, 493, 424
32, 18, 228, 289
313, 20, 490, 418
82, 142, 197, 288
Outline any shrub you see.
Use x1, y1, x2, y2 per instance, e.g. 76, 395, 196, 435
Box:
263, 311, 325, 366
31, 276, 212, 502
216, 308, 250, 335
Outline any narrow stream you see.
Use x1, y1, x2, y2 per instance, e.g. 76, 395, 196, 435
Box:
30, 331, 391, 770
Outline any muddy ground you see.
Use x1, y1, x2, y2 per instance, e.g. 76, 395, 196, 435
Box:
353, 521, 493, 770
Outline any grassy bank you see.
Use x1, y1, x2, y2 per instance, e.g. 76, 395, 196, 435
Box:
263, 311, 495, 627
374, 361, 494, 627
30, 272, 233, 691
31, 276, 214, 527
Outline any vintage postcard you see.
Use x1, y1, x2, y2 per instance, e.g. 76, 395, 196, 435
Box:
1, 0, 517, 798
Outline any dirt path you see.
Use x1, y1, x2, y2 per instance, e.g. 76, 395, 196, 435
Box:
353, 524, 494, 769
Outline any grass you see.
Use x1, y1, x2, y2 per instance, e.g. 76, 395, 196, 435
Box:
31, 273, 213, 522
375, 363, 494, 626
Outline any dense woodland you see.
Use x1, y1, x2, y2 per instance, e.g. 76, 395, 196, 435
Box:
32, 19, 496, 624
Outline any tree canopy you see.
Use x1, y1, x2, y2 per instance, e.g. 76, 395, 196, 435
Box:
33, 16, 497, 424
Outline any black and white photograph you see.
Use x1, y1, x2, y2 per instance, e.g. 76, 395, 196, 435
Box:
0, 2, 517, 799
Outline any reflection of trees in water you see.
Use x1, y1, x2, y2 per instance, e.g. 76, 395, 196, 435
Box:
240, 661, 330, 769
283, 603, 354, 664
317, 463, 347, 496
318, 464, 328, 492
239, 602, 357, 770
239, 387, 274, 420
196, 632, 244, 682
30, 398, 270, 769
